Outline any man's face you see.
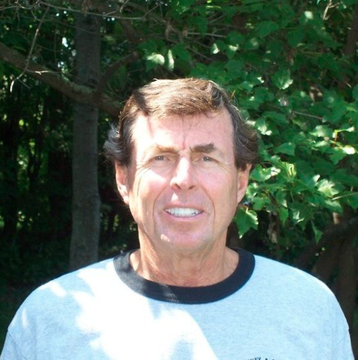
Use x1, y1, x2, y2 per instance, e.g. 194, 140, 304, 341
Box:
115, 110, 250, 255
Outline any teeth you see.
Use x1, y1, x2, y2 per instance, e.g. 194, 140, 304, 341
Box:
166, 208, 201, 217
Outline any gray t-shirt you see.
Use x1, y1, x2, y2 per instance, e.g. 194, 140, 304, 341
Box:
1, 249, 354, 359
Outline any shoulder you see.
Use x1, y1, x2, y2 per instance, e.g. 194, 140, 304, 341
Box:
252, 254, 333, 298
36, 258, 115, 298
250, 254, 346, 321
9, 258, 116, 328
3, 259, 118, 358
253, 254, 331, 293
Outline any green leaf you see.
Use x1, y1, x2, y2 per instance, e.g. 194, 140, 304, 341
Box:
139, 39, 162, 54
323, 199, 343, 213
329, 147, 348, 164
317, 179, 340, 197
274, 142, 296, 156
295, 159, 315, 173
226, 31, 245, 45
250, 165, 280, 182
243, 37, 260, 50
312, 158, 336, 176
211, 43, 220, 55
252, 196, 270, 211
311, 125, 333, 138
324, 106, 346, 124
352, 85, 358, 101
290, 202, 309, 226
243, 88, 275, 110
225, 59, 244, 78
166, 49, 174, 71
264, 111, 288, 126
266, 40, 284, 57
172, 43, 192, 62
255, 118, 274, 135
299, 174, 320, 190
345, 194, 358, 210
313, 140, 331, 154
256, 21, 279, 38
330, 169, 358, 187
341, 0, 358, 6
312, 223, 323, 243
287, 28, 304, 47
317, 53, 341, 74
278, 207, 289, 224
234, 207, 258, 237
277, 161, 297, 180
272, 69, 293, 90
145, 53, 165, 71
170, 0, 196, 14
275, 191, 288, 208
188, 16, 208, 35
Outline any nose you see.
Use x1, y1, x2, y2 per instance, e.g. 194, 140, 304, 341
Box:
170, 157, 196, 190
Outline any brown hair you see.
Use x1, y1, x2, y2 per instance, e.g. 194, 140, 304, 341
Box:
104, 78, 259, 170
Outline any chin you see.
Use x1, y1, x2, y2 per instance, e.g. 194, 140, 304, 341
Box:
160, 233, 212, 251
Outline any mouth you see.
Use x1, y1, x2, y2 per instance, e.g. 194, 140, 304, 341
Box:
165, 207, 202, 217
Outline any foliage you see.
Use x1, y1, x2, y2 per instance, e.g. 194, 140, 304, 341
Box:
0, 1, 358, 346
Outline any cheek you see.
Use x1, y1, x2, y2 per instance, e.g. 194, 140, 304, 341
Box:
210, 177, 240, 213
204, 170, 238, 194
130, 171, 167, 207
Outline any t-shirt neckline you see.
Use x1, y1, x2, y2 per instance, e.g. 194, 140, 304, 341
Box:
113, 248, 255, 304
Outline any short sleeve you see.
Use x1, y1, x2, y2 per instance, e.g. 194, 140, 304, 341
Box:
1, 331, 27, 360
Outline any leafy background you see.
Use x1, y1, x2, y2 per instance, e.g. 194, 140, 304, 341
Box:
0, 0, 357, 354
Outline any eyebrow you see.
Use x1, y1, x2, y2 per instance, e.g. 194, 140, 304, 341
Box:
147, 143, 218, 156
149, 145, 179, 154
191, 143, 215, 153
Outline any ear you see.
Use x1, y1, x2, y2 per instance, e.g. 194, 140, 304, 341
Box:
237, 164, 251, 204
115, 162, 129, 205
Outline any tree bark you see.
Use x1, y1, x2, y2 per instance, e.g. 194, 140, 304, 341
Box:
344, 2, 358, 58
336, 238, 357, 328
69, 13, 101, 271
297, 216, 358, 278
1, 83, 21, 243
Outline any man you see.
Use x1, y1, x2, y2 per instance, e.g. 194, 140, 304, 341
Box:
1, 78, 354, 359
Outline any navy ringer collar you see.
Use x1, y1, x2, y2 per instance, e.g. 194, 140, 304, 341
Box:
113, 248, 255, 304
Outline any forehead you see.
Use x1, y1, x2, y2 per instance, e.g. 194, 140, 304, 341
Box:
131, 110, 234, 149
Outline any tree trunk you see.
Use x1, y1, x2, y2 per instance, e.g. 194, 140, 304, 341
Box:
336, 238, 357, 328
344, 2, 358, 58
70, 13, 101, 271
1, 83, 21, 244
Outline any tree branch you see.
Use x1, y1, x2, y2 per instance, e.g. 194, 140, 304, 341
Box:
0, 42, 127, 117
11, 5, 49, 91
94, 51, 139, 102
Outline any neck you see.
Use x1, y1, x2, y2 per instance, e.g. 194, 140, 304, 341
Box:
129, 246, 239, 287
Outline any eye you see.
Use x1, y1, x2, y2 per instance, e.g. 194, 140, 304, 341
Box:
153, 155, 166, 161
202, 156, 213, 162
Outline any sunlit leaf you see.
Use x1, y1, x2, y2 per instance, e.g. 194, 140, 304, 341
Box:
145, 54, 165, 71
311, 125, 333, 138
272, 69, 293, 90
250, 165, 280, 182
234, 207, 258, 238
317, 179, 340, 197
166, 50, 174, 71
312, 223, 323, 243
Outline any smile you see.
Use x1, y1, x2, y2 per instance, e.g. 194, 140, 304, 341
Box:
165, 208, 202, 217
